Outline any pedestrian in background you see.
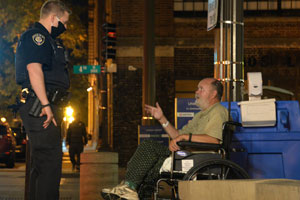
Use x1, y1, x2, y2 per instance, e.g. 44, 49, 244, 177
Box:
66, 113, 88, 171
15, 0, 71, 199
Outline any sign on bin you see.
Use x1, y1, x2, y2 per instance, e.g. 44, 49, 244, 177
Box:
139, 125, 169, 146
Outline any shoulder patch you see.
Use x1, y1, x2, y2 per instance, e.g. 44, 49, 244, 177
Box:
32, 33, 45, 46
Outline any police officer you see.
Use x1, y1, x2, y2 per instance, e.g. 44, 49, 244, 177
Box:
15, 1, 71, 199
66, 113, 88, 171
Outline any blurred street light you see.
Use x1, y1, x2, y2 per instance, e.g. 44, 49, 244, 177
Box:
1, 117, 6, 123
64, 106, 74, 123
87, 87, 93, 92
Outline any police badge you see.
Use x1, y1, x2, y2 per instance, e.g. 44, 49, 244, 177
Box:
32, 33, 45, 46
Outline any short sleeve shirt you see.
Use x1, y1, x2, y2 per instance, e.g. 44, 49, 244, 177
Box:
178, 103, 228, 141
18, 22, 53, 69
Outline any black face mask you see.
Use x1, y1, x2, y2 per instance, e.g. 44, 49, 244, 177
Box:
51, 21, 66, 39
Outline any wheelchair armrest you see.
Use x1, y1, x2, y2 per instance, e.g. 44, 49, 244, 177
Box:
177, 141, 222, 151
223, 121, 242, 127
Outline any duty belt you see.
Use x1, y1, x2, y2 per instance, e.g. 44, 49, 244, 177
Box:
21, 88, 70, 105
20, 88, 35, 103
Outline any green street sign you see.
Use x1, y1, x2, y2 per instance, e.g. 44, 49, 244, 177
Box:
73, 65, 101, 74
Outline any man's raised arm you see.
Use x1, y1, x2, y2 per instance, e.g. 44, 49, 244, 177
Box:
145, 102, 179, 139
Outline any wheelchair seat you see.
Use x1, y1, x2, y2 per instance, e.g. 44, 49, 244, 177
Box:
138, 121, 250, 200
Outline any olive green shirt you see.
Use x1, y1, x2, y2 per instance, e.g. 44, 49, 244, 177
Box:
178, 103, 228, 141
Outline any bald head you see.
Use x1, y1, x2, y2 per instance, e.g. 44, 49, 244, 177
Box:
195, 78, 223, 110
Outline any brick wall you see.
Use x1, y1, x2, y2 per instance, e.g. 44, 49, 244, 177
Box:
244, 18, 300, 99
113, 57, 175, 166
115, 0, 144, 37
113, 67, 142, 166
174, 48, 214, 80
244, 48, 300, 99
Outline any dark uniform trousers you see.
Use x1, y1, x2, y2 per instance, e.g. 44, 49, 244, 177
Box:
20, 97, 63, 200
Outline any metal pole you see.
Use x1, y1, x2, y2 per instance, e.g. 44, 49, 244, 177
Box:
106, 71, 113, 148
97, 0, 110, 150
106, 0, 114, 148
214, 0, 244, 102
142, 0, 155, 126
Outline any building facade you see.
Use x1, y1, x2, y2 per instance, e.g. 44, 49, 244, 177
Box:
101, 0, 300, 165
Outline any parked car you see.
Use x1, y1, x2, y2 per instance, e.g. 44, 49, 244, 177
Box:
0, 122, 16, 168
11, 126, 27, 159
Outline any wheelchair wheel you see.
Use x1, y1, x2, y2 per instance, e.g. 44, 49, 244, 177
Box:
183, 158, 249, 180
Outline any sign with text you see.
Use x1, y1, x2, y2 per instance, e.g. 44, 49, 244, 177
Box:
175, 98, 201, 129
73, 65, 101, 74
139, 125, 169, 146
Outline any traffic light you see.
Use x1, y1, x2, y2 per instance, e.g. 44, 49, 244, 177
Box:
102, 23, 116, 60
101, 65, 106, 73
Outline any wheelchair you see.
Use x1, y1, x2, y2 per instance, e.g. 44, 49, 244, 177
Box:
138, 121, 250, 200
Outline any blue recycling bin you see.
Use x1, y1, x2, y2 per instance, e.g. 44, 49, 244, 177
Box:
175, 98, 300, 180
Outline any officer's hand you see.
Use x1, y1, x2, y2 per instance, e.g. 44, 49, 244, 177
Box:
40, 106, 57, 128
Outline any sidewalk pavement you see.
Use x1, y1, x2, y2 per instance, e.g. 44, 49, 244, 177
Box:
0, 153, 125, 200
0, 153, 79, 200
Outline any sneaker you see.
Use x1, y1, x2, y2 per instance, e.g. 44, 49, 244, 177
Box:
101, 181, 139, 200
101, 181, 125, 200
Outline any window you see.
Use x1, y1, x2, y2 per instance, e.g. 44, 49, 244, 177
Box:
174, 0, 300, 17
281, 0, 300, 9
244, 1, 278, 10
174, 0, 207, 12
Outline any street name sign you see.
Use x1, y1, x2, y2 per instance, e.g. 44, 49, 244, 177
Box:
73, 65, 101, 74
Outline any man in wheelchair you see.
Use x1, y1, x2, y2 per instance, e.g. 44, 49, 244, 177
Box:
101, 78, 230, 200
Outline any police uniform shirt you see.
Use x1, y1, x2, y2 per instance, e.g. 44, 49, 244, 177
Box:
16, 22, 53, 88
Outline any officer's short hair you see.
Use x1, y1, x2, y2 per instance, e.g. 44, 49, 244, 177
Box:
40, 0, 71, 19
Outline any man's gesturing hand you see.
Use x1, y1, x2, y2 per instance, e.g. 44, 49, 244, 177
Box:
145, 102, 164, 120
40, 106, 57, 129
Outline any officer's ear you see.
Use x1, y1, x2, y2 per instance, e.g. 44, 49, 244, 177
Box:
50, 14, 56, 25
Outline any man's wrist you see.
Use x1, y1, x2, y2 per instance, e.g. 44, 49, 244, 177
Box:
158, 116, 167, 124
162, 121, 169, 128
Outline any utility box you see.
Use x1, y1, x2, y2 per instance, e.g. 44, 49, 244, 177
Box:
238, 98, 276, 127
